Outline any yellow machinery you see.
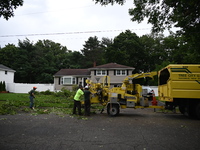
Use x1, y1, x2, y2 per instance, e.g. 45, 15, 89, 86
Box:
158, 64, 200, 119
85, 64, 200, 119
86, 72, 164, 116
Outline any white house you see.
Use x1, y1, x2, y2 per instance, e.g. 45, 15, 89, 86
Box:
0, 64, 16, 84
0, 64, 54, 93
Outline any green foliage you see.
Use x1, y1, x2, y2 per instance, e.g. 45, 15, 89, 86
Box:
0, 39, 71, 83
128, 0, 200, 36
81, 36, 105, 68
60, 88, 71, 97
105, 30, 145, 72
0, 81, 2, 92
2, 81, 6, 91
0, 32, 199, 85
0, 0, 23, 20
40, 89, 53, 95
72, 85, 79, 92
0, 100, 18, 115
0, 81, 6, 92
95, 0, 124, 5
65, 51, 84, 69
94, 0, 200, 63
0, 91, 76, 115
53, 88, 74, 98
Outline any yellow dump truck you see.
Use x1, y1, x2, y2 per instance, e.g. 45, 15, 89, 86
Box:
158, 64, 200, 119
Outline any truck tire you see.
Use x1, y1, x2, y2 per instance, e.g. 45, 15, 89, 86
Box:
186, 104, 196, 118
179, 106, 185, 114
195, 102, 200, 119
107, 104, 120, 116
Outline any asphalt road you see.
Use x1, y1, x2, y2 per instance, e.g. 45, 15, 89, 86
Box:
0, 108, 200, 150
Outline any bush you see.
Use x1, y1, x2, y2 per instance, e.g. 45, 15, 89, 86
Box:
40, 89, 53, 95
0, 100, 17, 115
0, 81, 6, 92
2, 81, 6, 91
0, 81, 2, 92
61, 88, 71, 97
54, 87, 73, 97
72, 85, 79, 92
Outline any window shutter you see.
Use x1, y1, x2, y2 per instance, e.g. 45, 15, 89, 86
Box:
127, 70, 129, 75
114, 70, 116, 75
76, 77, 78, 84
94, 70, 96, 75
107, 70, 109, 75
58, 77, 60, 85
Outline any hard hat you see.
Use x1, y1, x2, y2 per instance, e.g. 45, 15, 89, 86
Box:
33, 86, 37, 89
85, 86, 89, 89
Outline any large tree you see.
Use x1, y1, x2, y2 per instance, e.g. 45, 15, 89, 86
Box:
66, 51, 84, 69
0, 39, 71, 83
0, 43, 31, 83
81, 36, 104, 68
105, 30, 145, 72
0, 0, 23, 20
33, 39, 69, 83
94, 0, 200, 60
140, 34, 168, 72
94, 0, 200, 34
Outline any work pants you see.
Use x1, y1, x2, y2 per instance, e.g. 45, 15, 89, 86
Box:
84, 100, 91, 116
29, 96, 34, 109
73, 100, 81, 115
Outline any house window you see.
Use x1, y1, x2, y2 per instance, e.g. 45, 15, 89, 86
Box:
5, 71, 7, 75
96, 70, 107, 76
61, 76, 76, 85
116, 70, 126, 76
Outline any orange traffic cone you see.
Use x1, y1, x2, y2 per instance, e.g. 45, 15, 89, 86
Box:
151, 90, 158, 106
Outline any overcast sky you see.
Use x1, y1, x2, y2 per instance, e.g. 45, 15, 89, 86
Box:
0, 0, 167, 51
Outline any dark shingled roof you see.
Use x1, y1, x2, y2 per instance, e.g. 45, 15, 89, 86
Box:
89, 63, 135, 70
54, 69, 90, 76
0, 64, 16, 72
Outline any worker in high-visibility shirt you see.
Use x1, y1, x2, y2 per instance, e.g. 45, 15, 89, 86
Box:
73, 85, 84, 115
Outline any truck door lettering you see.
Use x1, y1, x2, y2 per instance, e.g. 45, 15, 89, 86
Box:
188, 74, 195, 77
179, 74, 186, 77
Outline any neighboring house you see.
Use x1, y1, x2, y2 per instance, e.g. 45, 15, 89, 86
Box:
89, 63, 135, 86
54, 69, 90, 90
0, 64, 16, 84
54, 63, 135, 90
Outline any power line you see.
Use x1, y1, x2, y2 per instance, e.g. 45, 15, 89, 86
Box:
0, 28, 151, 38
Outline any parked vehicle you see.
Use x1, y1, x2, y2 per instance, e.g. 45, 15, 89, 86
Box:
159, 64, 200, 119
87, 72, 162, 116
142, 86, 154, 100
86, 64, 200, 119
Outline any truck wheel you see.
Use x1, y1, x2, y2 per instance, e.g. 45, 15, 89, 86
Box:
195, 103, 200, 119
107, 104, 119, 116
179, 106, 185, 114
186, 104, 196, 118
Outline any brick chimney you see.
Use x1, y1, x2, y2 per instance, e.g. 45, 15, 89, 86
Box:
93, 61, 96, 67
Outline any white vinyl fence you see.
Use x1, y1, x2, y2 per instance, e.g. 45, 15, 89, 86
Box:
6, 83, 158, 96
6, 83, 54, 93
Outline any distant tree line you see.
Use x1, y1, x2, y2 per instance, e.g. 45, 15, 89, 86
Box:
0, 30, 199, 83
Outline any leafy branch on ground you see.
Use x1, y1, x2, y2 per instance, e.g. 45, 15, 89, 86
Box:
0, 88, 102, 117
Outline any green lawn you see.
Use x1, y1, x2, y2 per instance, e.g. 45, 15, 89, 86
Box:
0, 91, 75, 115
0, 90, 103, 117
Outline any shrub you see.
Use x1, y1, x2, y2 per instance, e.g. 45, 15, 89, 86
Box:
61, 87, 71, 97
0, 81, 2, 92
0, 100, 17, 115
2, 81, 6, 91
40, 89, 53, 95
72, 85, 78, 92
